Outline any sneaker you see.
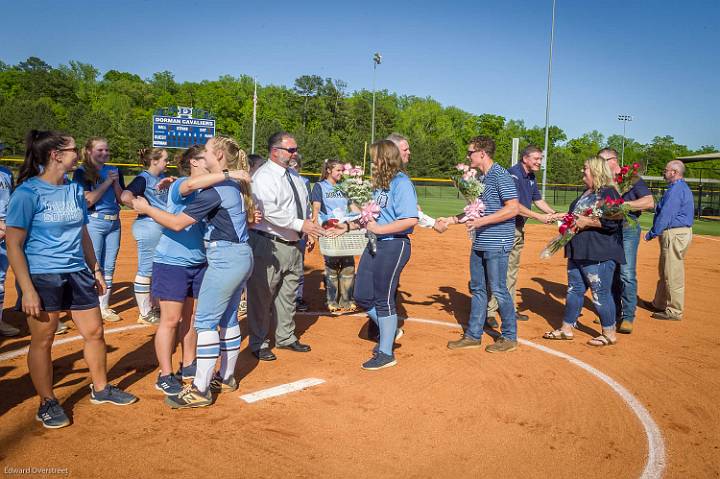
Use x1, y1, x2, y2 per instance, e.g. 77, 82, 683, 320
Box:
237, 300, 247, 318
327, 302, 341, 313
176, 360, 197, 381
101, 308, 121, 322
0, 320, 20, 337
296, 299, 310, 312
485, 337, 518, 353
137, 310, 160, 325
55, 321, 69, 335
361, 351, 397, 371
164, 384, 212, 409
89, 384, 138, 406
35, 398, 70, 429
447, 334, 483, 350
210, 373, 238, 393
485, 315, 499, 329
395, 327, 404, 341
155, 373, 183, 396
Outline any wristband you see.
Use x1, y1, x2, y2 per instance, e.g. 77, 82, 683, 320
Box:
346, 222, 351, 232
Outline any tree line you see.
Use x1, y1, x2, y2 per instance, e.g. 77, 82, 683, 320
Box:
0, 57, 717, 182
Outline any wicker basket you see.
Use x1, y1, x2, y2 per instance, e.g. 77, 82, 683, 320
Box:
319, 230, 368, 257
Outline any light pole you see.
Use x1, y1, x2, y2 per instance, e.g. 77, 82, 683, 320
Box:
371, 52, 382, 145
617, 114, 633, 166
541, 0, 557, 199
251, 77, 258, 154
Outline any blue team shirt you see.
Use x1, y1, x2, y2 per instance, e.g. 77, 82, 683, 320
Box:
182, 180, 248, 243
508, 163, 541, 229
72, 165, 125, 214
126, 171, 169, 215
373, 172, 419, 238
0, 166, 14, 219
311, 180, 349, 223
472, 163, 518, 252
6, 177, 89, 273
622, 178, 652, 220
646, 179, 694, 240
154, 178, 207, 266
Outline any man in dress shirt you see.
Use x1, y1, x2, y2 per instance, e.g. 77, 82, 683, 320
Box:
641, 160, 694, 321
247, 132, 325, 361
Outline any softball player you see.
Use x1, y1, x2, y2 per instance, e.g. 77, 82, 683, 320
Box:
121, 148, 170, 324
354, 140, 418, 370
0, 166, 17, 337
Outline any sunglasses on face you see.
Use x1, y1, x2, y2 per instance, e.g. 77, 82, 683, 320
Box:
58, 147, 79, 154
274, 146, 299, 154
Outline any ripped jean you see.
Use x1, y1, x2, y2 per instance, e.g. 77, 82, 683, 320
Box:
563, 259, 617, 329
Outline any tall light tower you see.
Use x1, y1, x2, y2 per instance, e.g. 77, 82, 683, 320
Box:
371, 52, 382, 145
251, 77, 258, 154
617, 114, 633, 166
541, 0, 557, 199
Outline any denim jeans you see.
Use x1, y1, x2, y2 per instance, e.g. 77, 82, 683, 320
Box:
467, 248, 516, 341
194, 241, 254, 331
132, 218, 164, 277
612, 223, 640, 323
86, 216, 121, 281
564, 259, 617, 328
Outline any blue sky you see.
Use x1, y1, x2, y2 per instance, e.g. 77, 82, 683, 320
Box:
3, 0, 718, 149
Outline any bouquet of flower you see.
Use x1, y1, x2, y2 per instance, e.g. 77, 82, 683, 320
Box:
598, 196, 638, 228
615, 163, 641, 195
540, 197, 602, 259
452, 163, 486, 203
334, 163, 378, 225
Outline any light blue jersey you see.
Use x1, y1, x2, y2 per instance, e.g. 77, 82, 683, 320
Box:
311, 180, 349, 224
0, 166, 14, 219
72, 165, 124, 215
154, 178, 207, 266
183, 181, 248, 243
373, 172, 419, 237
6, 177, 89, 273
126, 171, 169, 212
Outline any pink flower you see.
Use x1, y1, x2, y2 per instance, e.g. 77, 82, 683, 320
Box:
455, 164, 466, 171
468, 168, 477, 177
461, 199, 486, 221
359, 201, 380, 225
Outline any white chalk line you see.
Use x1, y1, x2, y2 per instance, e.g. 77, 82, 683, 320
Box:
239, 378, 325, 403
696, 234, 720, 242
2, 312, 665, 478
0, 324, 148, 362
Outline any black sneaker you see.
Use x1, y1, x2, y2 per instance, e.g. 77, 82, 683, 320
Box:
89, 384, 138, 406
36, 398, 70, 429
165, 384, 212, 409
155, 373, 183, 396
361, 352, 397, 371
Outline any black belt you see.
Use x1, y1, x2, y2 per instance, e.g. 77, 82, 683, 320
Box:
377, 234, 409, 241
251, 229, 299, 245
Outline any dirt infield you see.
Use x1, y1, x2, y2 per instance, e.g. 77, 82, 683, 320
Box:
1, 212, 719, 478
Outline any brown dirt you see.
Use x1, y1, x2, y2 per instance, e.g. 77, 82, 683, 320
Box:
0, 211, 718, 478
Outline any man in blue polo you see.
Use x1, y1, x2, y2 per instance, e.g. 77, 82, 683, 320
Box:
443, 136, 520, 353
642, 160, 693, 321
486, 145, 556, 322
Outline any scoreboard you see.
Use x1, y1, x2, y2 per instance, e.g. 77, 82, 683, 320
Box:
152, 115, 216, 149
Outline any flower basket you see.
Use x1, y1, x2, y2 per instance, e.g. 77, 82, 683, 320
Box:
319, 230, 369, 257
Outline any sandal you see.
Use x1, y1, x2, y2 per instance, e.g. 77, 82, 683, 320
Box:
587, 334, 617, 347
543, 329, 574, 340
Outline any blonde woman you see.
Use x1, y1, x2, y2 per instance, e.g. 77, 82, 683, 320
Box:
354, 140, 418, 370
543, 157, 625, 346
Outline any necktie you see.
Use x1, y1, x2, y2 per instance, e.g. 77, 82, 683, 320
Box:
285, 169, 304, 220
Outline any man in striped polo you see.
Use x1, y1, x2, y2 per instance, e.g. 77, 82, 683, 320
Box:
442, 136, 520, 353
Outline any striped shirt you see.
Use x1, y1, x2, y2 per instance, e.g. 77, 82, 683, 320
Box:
472, 163, 518, 252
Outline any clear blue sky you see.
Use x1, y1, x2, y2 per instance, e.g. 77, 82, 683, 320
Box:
3, 0, 718, 149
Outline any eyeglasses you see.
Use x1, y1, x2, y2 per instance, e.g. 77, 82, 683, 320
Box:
274, 146, 299, 154
58, 147, 79, 154
466, 150, 479, 157
602, 156, 618, 162
663, 168, 677, 173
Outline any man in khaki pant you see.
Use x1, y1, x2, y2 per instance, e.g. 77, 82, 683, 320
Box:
487, 146, 556, 323
642, 160, 694, 320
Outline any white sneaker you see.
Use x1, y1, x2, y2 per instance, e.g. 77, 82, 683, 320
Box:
395, 327, 404, 341
0, 320, 20, 337
137, 310, 159, 325
101, 308, 121, 322
55, 321, 69, 335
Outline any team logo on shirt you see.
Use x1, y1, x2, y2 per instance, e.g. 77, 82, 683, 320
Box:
376, 192, 389, 208
41, 201, 83, 223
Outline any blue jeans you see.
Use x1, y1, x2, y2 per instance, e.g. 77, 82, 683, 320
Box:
564, 259, 617, 328
613, 223, 640, 323
86, 216, 121, 282
467, 249, 516, 341
194, 241, 253, 331
132, 218, 164, 277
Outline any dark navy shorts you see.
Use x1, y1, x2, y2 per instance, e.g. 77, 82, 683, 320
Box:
151, 262, 207, 302
27, 269, 100, 312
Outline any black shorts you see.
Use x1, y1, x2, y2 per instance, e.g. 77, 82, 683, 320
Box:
26, 269, 100, 312
151, 262, 207, 302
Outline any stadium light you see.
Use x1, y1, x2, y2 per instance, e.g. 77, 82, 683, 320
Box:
617, 114, 633, 166
371, 52, 382, 145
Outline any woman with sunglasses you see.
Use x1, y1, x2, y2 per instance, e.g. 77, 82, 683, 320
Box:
6, 130, 137, 429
